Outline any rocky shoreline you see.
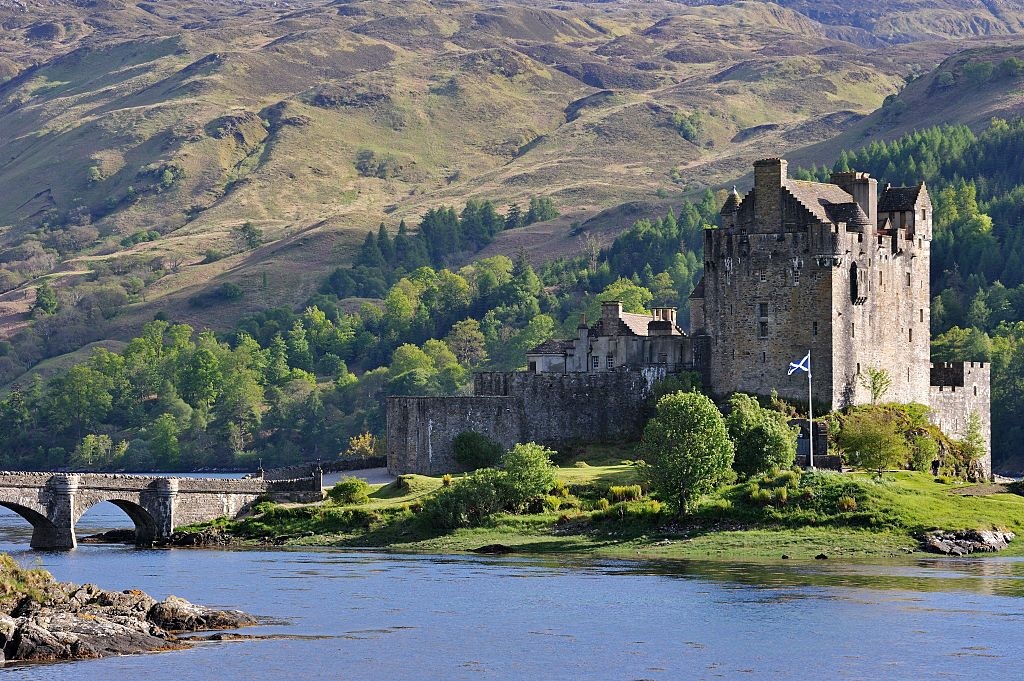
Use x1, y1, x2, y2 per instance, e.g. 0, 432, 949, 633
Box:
0, 568, 259, 664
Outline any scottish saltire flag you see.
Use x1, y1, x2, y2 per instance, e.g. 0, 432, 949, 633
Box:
788, 351, 811, 376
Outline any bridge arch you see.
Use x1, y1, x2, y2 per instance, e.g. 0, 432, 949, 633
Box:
74, 496, 159, 546
0, 500, 64, 550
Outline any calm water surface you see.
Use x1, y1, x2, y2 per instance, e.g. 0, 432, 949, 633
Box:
0, 502, 1022, 679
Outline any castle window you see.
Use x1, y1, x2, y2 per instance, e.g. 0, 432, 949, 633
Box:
606, 355, 614, 369
758, 303, 768, 318
920, 309, 924, 323
658, 353, 668, 365
591, 356, 599, 370
974, 386, 978, 396
762, 352, 766, 363
906, 272, 911, 287
529, 361, 537, 372
851, 322, 855, 338
758, 268, 766, 282
909, 328, 913, 342
759, 321, 769, 337
857, 363, 861, 374
793, 270, 800, 286
908, 367, 911, 382
813, 321, 818, 336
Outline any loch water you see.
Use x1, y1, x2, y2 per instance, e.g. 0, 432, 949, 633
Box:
0, 502, 1023, 680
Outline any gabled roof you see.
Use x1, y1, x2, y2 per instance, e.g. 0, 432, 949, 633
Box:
782, 179, 855, 224
824, 202, 872, 230
878, 184, 925, 213
526, 339, 574, 356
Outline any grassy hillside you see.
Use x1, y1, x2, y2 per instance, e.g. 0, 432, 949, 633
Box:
0, 1, 957, 372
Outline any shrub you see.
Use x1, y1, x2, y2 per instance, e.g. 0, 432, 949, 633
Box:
452, 431, 503, 471
344, 432, 381, 459
594, 498, 610, 511
836, 495, 858, 512
203, 248, 225, 263
441, 474, 453, 487
501, 442, 556, 512
726, 393, 798, 477
542, 495, 561, 512
420, 468, 507, 530
608, 485, 643, 502
550, 479, 570, 498
328, 477, 371, 504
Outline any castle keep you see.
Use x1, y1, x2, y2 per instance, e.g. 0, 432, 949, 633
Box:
387, 158, 991, 477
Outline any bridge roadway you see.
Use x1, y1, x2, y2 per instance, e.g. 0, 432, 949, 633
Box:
0, 470, 322, 549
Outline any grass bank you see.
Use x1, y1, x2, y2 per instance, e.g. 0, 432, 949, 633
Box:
183, 453, 1024, 561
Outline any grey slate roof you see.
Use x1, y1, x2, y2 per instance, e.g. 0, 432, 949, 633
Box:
783, 179, 856, 224
878, 184, 924, 212
527, 339, 574, 355
824, 202, 872, 230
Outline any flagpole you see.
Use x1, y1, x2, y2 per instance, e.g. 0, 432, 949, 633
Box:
807, 349, 814, 470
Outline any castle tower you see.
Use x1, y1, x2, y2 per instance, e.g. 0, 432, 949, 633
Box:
695, 158, 932, 410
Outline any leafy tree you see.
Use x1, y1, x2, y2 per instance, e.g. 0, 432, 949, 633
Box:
838, 410, 909, 477
445, 319, 488, 369
961, 411, 987, 474
148, 413, 181, 468
178, 348, 222, 408
46, 365, 113, 440
34, 281, 59, 314
725, 393, 798, 477
859, 367, 893, 404
640, 391, 734, 515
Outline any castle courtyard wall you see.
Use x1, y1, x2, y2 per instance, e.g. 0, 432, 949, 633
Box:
387, 370, 665, 476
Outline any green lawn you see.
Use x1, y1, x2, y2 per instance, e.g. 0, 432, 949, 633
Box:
202, 465, 1024, 561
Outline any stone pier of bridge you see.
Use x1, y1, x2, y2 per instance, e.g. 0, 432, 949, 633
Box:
0, 470, 323, 550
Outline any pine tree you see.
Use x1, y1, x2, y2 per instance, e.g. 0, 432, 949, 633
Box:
355, 231, 384, 269
376, 223, 395, 265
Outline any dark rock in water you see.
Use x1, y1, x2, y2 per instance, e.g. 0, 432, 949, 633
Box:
167, 527, 234, 547
0, 577, 259, 664
815, 553, 829, 560
80, 529, 137, 544
148, 595, 258, 632
921, 530, 1015, 556
470, 544, 515, 554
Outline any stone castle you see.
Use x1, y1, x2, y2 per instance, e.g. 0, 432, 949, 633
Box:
387, 158, 991, 477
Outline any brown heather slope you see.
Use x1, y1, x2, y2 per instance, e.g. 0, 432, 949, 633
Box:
0, 0, 1019, 382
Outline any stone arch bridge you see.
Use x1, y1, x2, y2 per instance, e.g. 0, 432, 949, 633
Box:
0, 471, 323, 549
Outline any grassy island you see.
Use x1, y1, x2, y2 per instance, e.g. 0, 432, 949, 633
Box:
182, 445, 1024, 561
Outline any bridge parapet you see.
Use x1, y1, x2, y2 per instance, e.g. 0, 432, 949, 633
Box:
0, 471, 322, 550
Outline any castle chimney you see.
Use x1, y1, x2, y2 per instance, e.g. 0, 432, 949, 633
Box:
601, 301, 623, 334
753, 158, 787, 228
831, 171, 877, 231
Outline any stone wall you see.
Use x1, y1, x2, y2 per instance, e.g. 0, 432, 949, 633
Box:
929, 362, 991, 477
0, 472, 322, 549
387, 370, 665, 476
